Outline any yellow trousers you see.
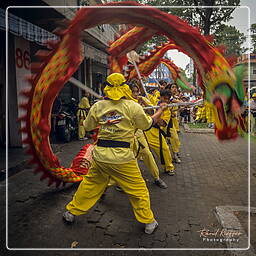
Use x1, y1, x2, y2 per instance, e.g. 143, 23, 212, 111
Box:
144, 127, 174, 171
169, 127, 181, 154
66, 159, 155, 224
78, 117, 86, 139
134, 132, 159, 180
172, 117, 180, 132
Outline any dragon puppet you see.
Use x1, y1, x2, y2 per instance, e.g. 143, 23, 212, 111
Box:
18, 1, 245, 187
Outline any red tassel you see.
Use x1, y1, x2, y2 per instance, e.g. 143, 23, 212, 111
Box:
40, 173, 48, 181
17, 115, 27, 122
25, 74, 36, 84
22, 137, 31, 145
47, 178, 54, 186
35, 50, 51, 60
52, 28, 65, 36
47, 40, 59, 49
30, 62, 43, 73
20, 89, 32, 98
19, 102, 28, 109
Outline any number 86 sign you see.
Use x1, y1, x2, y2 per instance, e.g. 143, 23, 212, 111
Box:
15, 47, 30, 70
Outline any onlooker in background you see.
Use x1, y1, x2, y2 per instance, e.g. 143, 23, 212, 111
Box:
77, 91, 90, 140
159, 80, 167, 90
51, 96, 62, 140
180, 96, 191, 124
250, 93, 256, 136
170, 83, 181, 133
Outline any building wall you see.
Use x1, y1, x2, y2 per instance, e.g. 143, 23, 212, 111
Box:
3, 1, 118, 147
8, 34, 22, 147
0, 31, 6, 147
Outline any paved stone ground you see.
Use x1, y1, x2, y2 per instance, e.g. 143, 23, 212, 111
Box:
236, 211, 256, 250
0, 131, 255, 255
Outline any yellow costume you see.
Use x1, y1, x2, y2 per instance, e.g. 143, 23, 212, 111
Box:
149, 89, 160, 106
205, 101, 215, 124
134, 129, 159, 180
162, 107, 181, 154
144, 104, 175, 173
171, 105, 180, 132
66, 73, 155, 224
195, 105, 206, 122
77, 97, 90, 139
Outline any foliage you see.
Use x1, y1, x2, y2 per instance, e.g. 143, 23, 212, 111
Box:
135, 0, 240, 53
188, 122, 210, 129
143, 0, 240, 35
251, 23, 256, 54
214, 24, 246, 57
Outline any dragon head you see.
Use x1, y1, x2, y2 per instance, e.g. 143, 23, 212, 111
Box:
204, 54, 246, 140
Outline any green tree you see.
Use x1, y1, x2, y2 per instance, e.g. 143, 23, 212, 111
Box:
251, 23, 256, 54
137, 0, 240, 54
143, 0, 240, 35
214, 24, 246, 57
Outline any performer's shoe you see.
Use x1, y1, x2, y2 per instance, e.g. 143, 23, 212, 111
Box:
165, 170, 175, 176
115, 186, 123, 192
154, 178, 168, 189
174, 153, 181, 164
174, 157, 181, 164
145, 220, 158, 234
63, 211, 75, 223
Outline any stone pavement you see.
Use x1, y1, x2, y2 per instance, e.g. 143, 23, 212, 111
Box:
0, 131, 255, 256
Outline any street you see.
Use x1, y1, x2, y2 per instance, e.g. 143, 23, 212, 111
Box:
1, 131, 255, 255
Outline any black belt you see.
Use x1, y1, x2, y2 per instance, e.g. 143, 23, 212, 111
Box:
97, 139, 130, 148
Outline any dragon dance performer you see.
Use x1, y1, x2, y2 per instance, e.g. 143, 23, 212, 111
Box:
63, 73, 168, 234
160, 89, 181, 164
250, 93, 256, 136
205, 101, 215, 128
170, 83, 181, 132
77, 91, 91, 140
130, 83, 168, 189
144, 93, 176, 176
148, 85, 161, 106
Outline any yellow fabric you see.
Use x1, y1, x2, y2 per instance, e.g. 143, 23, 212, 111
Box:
80, 97, 90, 109
66, 159, 155, 224
134, 130, 159, 179
77, 97, 90, 139
171, 104, 180, 131
144, 127, 174, 171
103, 73, 134, 101
161, 108, 180, 154
205, 102, 215, 123
169, 128, 180, 153
172, 117, 180, 132
148, 90, 160, 106
83, 99, 153, 164
252, 93, 256, 98
78, 122, 85, 139
195, 105, 206, 121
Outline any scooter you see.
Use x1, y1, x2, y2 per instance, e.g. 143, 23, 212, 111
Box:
55, 98, 78, 142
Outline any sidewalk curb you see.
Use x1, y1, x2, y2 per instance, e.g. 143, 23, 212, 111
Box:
183, 123, 214, 134
214, 205, 256, 255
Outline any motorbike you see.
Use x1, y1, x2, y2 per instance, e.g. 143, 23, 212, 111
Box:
53, 98, 78, 143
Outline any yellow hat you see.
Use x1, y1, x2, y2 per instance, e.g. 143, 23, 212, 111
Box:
104, 73, 133, 100
252, 93, 256, 98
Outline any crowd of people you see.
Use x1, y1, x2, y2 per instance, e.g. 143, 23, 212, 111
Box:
62, 73, 256, 235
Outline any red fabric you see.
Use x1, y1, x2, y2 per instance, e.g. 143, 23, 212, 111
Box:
71, 144, 94, 175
